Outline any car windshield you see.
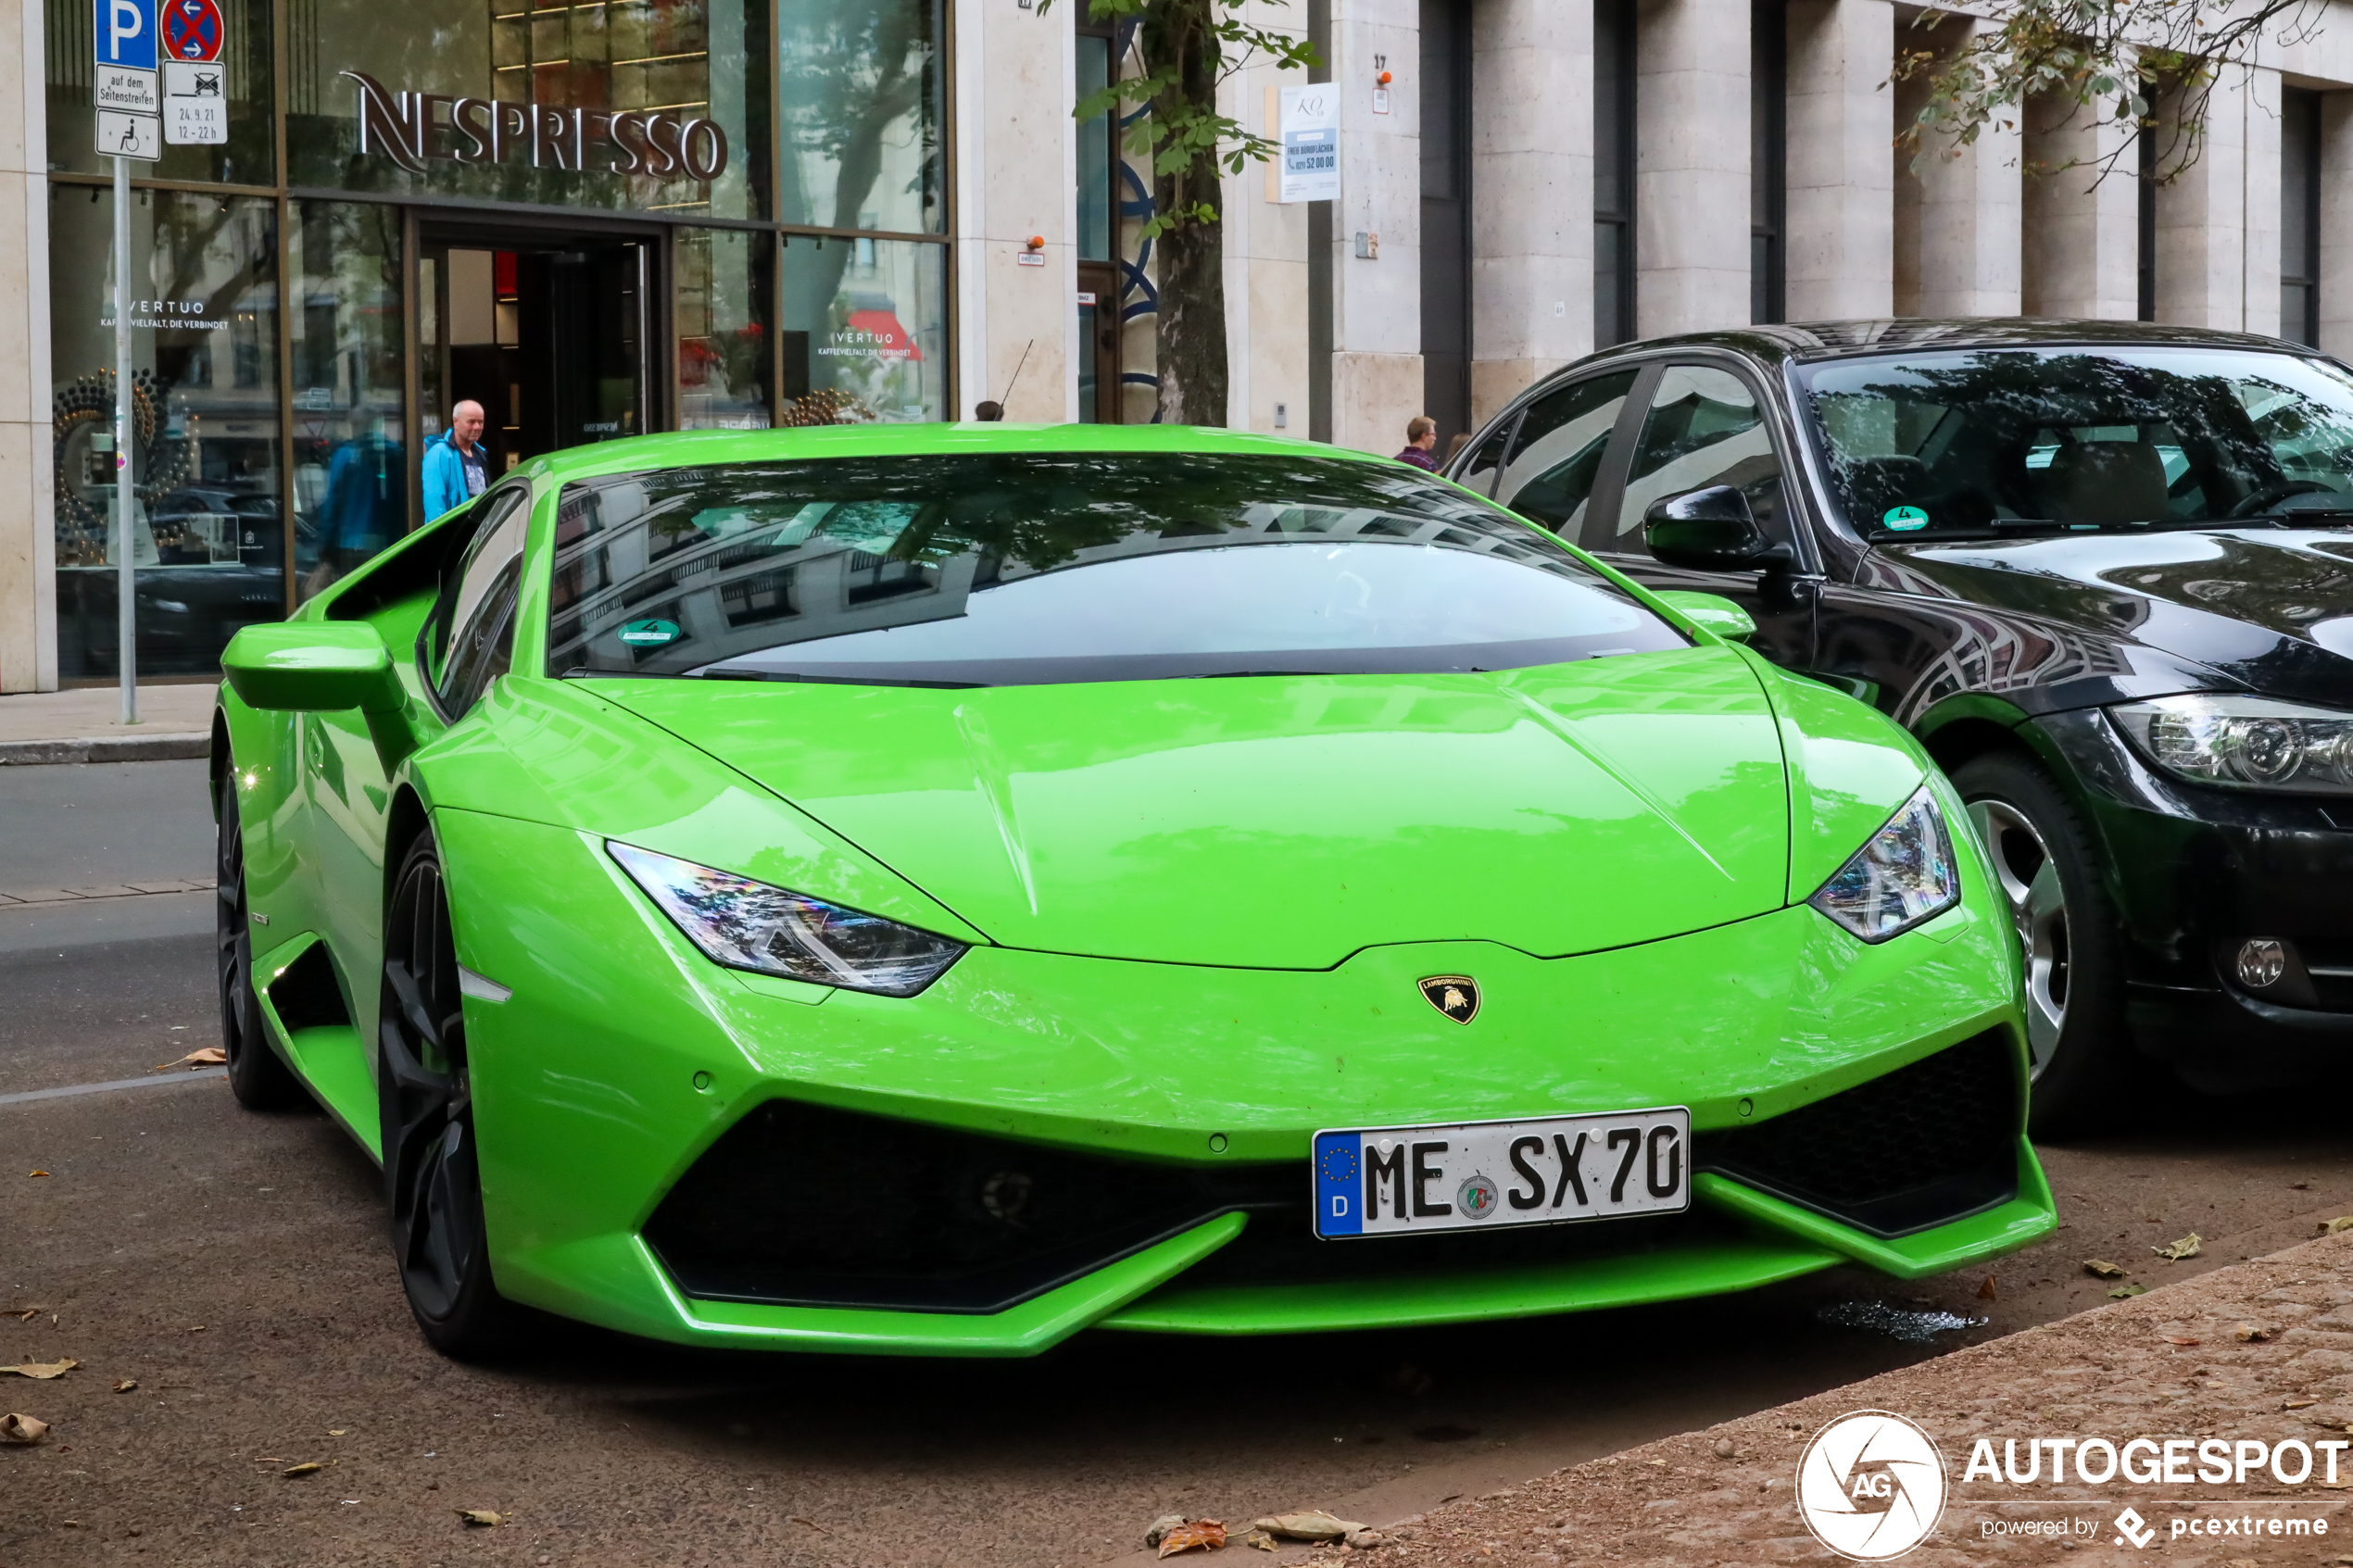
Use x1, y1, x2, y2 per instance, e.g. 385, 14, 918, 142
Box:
544, 451, 1685, 686
1794, 347, 2353, 538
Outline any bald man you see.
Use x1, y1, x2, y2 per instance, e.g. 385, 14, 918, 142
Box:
421, 399, 490, 520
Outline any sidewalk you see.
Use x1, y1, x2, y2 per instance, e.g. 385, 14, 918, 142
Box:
0, 684, 216, 764
1269, 1229, 2353, 1565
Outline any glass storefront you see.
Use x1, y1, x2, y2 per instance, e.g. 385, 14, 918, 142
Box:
43, 0, 949, 681
48, 188, 283, 679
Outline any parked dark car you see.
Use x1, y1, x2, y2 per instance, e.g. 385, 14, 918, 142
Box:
1448, 319, 2353, 1131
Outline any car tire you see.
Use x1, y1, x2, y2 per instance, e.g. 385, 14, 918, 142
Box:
1951, 751, 2133, 1138
216, 768, 303, 1110
379, 831, 521, 1360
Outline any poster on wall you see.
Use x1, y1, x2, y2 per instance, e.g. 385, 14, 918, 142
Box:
1277, 83, 1337, 204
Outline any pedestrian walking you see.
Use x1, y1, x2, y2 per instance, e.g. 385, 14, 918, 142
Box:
1393, 415, 1440, 471
421, 400, 490, 520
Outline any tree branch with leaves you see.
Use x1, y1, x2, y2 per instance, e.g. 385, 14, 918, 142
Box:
1892, 0, 2321, 183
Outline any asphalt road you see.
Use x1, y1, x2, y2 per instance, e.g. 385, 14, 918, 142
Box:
6, 761, 2353, 1566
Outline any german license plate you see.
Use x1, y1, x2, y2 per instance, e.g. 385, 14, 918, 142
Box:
1311, 1107, 1691, 1238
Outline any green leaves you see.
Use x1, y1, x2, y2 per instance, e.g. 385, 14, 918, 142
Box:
1047, 0, 1320, 242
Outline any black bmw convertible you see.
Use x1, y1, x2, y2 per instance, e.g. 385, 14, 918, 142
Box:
1451, 319, 2353, 1131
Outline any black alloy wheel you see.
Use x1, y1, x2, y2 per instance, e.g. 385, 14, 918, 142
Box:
217, 768, 301, 1110
380, 832, 519, 1358
1952, 751, 2131, 1137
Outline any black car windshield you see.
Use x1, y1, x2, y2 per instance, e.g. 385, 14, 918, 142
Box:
1794, 347, 2353, 538
546, 452, 1685, 685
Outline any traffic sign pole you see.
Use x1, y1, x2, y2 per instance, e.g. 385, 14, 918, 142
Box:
115, 150, 135, 726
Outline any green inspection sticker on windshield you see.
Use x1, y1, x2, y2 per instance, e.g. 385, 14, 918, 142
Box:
1882, 506, 1930, 532
618, 619, 683, 647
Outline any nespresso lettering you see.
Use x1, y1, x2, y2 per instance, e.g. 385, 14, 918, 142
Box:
340, 70, 727, 180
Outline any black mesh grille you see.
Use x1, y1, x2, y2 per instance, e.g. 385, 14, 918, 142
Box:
1694, 1029, 2021, 1237
644, 1099, 1295, 1313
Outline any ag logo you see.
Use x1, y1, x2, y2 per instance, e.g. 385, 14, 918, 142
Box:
1794, 1411, 1946, 1561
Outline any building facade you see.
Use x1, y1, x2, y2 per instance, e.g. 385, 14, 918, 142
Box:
0, 0, 2348, 690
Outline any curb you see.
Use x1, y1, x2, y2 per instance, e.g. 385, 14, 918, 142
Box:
0, 733, 210, 766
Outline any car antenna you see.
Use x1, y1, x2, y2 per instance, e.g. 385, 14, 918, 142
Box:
997, 339, 1035, 414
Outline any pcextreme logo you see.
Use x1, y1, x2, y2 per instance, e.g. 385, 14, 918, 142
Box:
1795, 1411, 1949, 1561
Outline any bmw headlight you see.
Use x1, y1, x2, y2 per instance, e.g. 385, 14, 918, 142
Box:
2111, 694, 2353, 796
1807, 787, 1961, 943
608, 842, 968, 997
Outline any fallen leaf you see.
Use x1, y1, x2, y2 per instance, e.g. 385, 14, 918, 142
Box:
788, 1515, 828, 1534
1158, 1519, 1226, 1557
2109, 1283, 2147, 1298
1977, 1274, 1998, 1301
2166, 1336, 2202, 1347
456, 1509, 502, 1527
111, 1379, 135, 1394
157, 1047, 227, 1070
1, 1413, 49, 1444
2322, 1217, 2353, 1236
2286, 1399, 2320, 1410
1241, 1530, 1278, 1552
2235, 1323, 2272, 1343
328, 1428, 346, 1436
185, 1326, 206, 1333
2083, 1260, 2126, 1279
1255, 1512, 1366, 1542
27, 1172, 48, 1179
2154, 1233, 2202, 1261
1145, 1514, 1190, 1549
12, 1310, 35, 1321
0, 1359, 77, 1379
282, 1461, 325, 1477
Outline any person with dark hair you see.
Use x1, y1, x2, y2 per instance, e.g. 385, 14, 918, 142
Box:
1443, 431, 1472, 466
974, 400, 1005, 421
1393, 415, 1439, 471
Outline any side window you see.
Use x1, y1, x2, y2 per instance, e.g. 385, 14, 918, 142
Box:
433, 489, 530, 718
1608, 365, 1786, 553
1454, 417, 1518, 496
1493, 371, 1641, 537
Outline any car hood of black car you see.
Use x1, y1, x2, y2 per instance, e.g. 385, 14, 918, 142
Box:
1878, 526, 2353, 707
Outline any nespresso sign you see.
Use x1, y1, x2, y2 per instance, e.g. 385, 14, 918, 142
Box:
341, 69, 729, 180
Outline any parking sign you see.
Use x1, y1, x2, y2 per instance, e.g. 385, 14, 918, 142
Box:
96, 0, 158, 69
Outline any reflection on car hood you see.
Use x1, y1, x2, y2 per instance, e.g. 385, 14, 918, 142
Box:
596, 646, 1793, 970
1881, 528, 2353, 705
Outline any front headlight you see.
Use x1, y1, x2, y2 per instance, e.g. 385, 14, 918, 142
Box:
608, 842, 968, 997
1806, 786, 1961, 943
2110, 693, 2353, 796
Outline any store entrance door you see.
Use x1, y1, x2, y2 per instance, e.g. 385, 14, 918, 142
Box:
420, 226, 655, 481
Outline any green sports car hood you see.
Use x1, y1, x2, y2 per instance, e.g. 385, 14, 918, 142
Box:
592, 644, 1814, 970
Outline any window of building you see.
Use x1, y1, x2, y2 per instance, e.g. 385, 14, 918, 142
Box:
46, 187, 283, 680
776, 0, 945, 234
780, 233, 948, 423
2283, 86, 2322, 347
291, 201, 408, 600
676, 227, 775, 429
1593, 0, 1638, 348
2137, 112, 2157, 322
1750, 0, 1786, 324
1420, 0, 1473, 447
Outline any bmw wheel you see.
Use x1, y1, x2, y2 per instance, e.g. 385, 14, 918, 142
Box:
1953, 752, 2130, 1136
380, 831, 519, 1358
216, 767, 301, 1110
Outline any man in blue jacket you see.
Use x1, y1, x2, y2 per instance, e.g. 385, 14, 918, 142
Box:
420, 400, 489, 519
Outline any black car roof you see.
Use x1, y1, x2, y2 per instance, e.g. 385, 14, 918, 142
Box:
1573, 316, 2303, 373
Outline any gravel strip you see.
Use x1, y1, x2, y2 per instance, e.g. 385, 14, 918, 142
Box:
1271, 1231, 2353, 1566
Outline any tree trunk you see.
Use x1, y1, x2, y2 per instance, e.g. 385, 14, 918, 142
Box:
1143, 0, 1227, 425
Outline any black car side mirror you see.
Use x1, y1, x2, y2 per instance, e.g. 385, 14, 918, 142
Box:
1643, 486, 1793, 573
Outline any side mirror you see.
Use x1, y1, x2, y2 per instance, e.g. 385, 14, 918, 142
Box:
1651, 590, 1756, 643
1643, 485, 1792, 572
221, 622, 419, 772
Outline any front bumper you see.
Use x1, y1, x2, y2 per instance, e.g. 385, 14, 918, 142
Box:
433, 808, 2053, 1355
2034, 709, 2353, 1083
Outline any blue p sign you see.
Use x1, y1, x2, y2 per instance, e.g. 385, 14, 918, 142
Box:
96, 0, 157, 69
